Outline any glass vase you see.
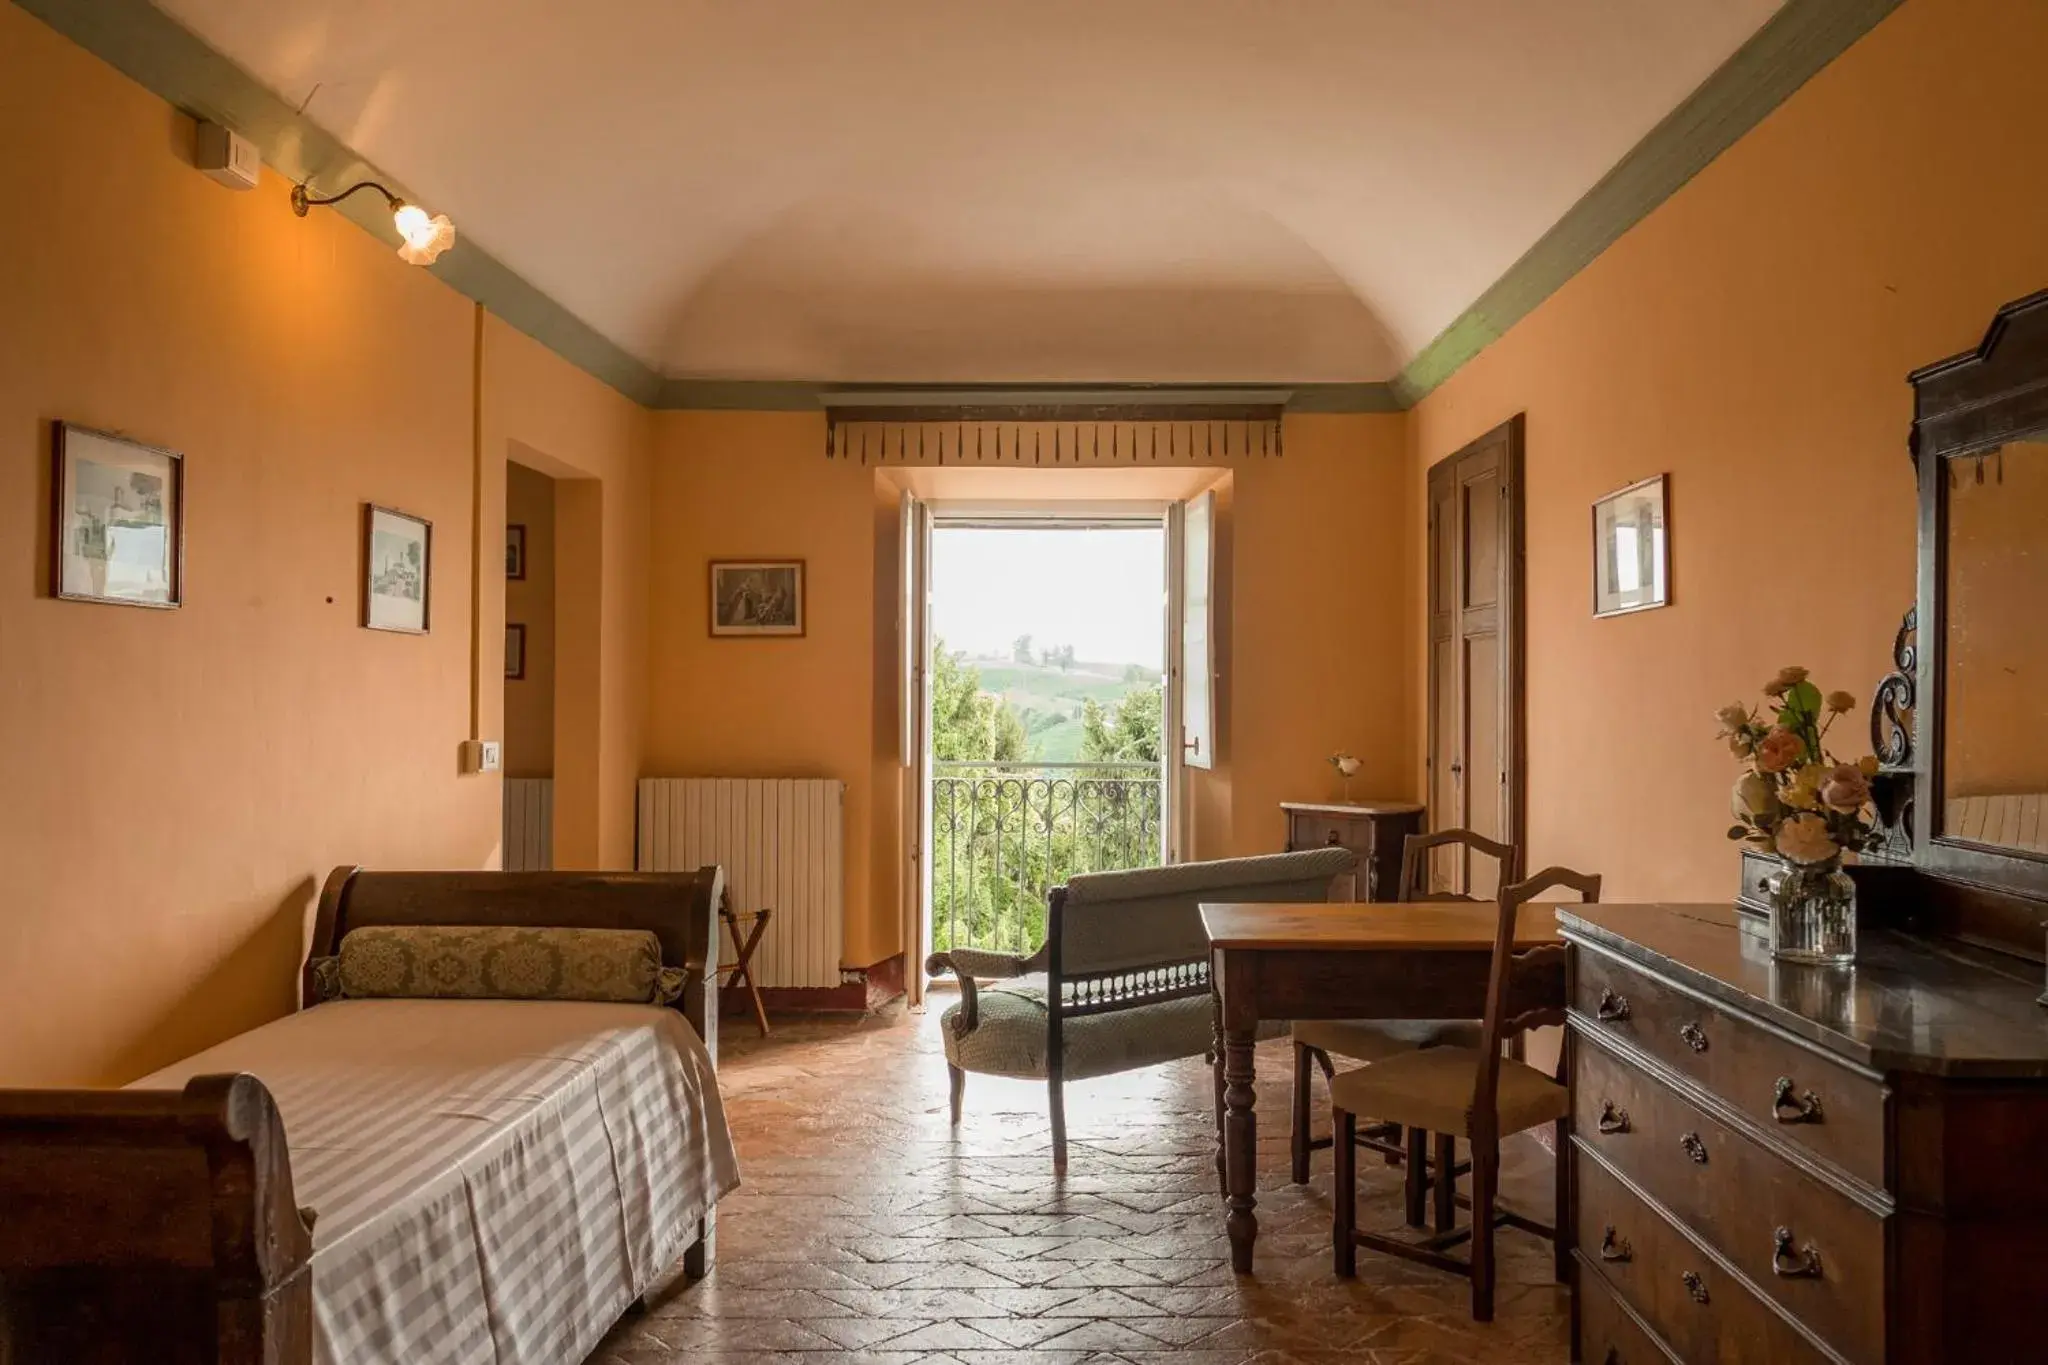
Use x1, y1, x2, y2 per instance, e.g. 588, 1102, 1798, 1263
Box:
1770, 857, 1858, 966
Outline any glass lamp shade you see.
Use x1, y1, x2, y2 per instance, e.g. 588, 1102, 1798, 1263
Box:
392, 204, 456, 265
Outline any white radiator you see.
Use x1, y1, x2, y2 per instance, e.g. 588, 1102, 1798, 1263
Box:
637, 777, 845, 988
503, 778, 553, 871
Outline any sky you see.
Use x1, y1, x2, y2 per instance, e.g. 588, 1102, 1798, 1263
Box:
930, 526, 1165, 669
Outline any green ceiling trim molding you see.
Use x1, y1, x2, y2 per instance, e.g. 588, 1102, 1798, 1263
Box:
1284, 383, 1404, 414
1389, 0, 1905, 408
656, 379, 832, 411
654, 379, 1404, 413
15, 0, 666, 406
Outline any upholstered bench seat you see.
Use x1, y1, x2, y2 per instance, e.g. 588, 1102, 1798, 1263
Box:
928, 846, 1359, 1167
941, 974, 1287, 1082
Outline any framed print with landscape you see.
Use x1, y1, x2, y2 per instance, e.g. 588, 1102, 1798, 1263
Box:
506, 623, 526, 679
52, 423, 182, 608
1592, 473, 1669, 618
363, 504, 432, 633
506, 524, 526, 580
709, 559, 805, 637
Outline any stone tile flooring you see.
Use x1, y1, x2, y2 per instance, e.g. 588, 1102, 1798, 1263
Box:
590, 999, 1569, 1365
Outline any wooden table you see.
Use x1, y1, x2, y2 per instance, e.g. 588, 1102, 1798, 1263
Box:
1200, 900, 1562, 1273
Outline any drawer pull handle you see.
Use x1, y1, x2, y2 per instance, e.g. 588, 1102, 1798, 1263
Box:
1772, 1227, 1823, 1279
1680, 1131, 1709, 1164
1681, 1270, 1710, 1304
1772, 1076, 1824, 1124
1596, 1100, 1632, 1135
1595, 990, 1631, 1022
1598, 1225, 1633, 1263
1679, 1021, 1709, 1052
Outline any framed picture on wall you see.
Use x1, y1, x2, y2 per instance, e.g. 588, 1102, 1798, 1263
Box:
363, 504, 432, 633
506, 623, 526, 679
51, 422, 183, 608
709, 559, 805, 637
506, 524, 526, 580
1592, 473, 1670, 618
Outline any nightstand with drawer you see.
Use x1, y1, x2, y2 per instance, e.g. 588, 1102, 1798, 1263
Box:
1280, 800, 1423, 902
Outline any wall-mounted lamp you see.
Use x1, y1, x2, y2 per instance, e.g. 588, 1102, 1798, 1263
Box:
290, 180, 456, 266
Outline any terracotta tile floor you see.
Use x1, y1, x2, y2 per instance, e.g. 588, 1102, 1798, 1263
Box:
590, 999, 1569, 1365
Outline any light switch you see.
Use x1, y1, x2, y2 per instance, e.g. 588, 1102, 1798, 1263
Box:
458, 739, 505, 775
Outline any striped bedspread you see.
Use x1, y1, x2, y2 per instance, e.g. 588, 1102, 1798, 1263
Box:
133, 998, 740, 1365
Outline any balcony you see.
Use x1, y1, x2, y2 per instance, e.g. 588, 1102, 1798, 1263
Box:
929, 761, 1164, 958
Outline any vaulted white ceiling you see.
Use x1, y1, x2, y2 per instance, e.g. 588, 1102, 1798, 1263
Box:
155, 0, 1784, 383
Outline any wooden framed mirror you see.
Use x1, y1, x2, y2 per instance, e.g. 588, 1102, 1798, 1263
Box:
1902, 288, 2048, 952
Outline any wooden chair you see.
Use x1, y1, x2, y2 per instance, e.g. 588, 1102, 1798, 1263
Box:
1328, 866, 1600, 1321
1288, 828, 1520, 1183
1395, 827, 1519, 902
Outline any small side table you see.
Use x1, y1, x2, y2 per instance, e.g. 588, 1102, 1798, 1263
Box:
1280, 800, 1425, 902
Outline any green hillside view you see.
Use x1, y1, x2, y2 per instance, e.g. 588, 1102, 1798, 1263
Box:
961, 654, 1161, 761
928, 640, 1165, 955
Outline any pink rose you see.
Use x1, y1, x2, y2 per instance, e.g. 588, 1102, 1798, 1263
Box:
1754, 727, 1805, 774
1820, 763, 1871, 812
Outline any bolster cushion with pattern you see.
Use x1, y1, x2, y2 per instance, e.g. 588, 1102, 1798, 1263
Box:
312, 925, 685, 1004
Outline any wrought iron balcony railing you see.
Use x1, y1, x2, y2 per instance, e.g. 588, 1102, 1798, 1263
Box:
929, 760, 1164, 960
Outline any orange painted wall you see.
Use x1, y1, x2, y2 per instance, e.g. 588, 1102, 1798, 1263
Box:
1221, 415, 1414, 856
504, 462, 557, 778
0, 4, 650, 1084
644, 413, 887, 960
645, 413, 1413, 967
479, 315, 652, 871
1408, 0, 2048, 900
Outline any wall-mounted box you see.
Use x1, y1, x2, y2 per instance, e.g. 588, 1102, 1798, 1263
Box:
194, 120, 260, 190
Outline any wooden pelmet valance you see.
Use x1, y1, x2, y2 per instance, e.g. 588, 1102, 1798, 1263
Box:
819, 390, 1288, 465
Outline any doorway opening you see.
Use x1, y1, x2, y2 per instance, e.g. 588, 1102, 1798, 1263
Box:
920, 516, 1170, 963
503, 459, 556, 869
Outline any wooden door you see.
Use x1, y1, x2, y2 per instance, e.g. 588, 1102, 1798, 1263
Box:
1426, 416, 1524, 896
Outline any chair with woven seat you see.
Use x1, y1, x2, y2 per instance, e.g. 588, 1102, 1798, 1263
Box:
926, 846, 1357, 1171
1329, 865, 1600, 1321
1287, 828, 1521, 1183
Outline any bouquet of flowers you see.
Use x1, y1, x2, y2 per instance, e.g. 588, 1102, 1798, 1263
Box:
1719, 666, 1883, 866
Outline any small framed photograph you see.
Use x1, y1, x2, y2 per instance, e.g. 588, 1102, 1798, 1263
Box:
709, 559, 805, 638
51, 423, 183, 608
363, 504, 432, 633
506, 524, 526, 580
1592, 474, 1669, 618
506, 623, 526, 679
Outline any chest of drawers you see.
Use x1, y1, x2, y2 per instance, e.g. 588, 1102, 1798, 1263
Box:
1561, 903, 2048, 1364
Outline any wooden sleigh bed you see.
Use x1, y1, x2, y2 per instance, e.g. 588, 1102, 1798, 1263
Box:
0, 865, 731, 1365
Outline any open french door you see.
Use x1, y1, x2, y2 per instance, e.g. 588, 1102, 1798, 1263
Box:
899, 490, 932, 1007
903, 492, 1211, 987
1165, 487, 1216, 863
